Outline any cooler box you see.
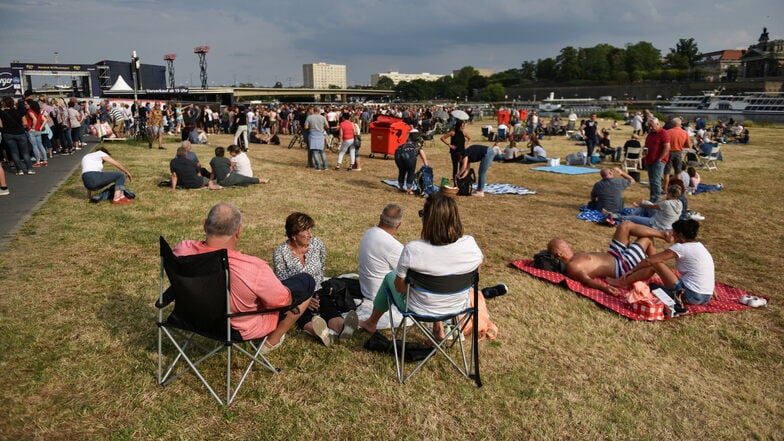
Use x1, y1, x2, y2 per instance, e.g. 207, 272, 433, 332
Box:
497, 109, 510, 125
369, 115, 410, 159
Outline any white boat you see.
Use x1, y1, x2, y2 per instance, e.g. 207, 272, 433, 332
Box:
658, 89, 784, 122
538, 92, 628, 115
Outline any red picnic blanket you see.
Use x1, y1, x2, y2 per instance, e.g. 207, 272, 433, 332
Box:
510, 259, 764, 321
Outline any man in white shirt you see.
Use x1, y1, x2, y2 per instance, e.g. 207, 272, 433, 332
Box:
357, 204, 405, 330
358, 204, 405, 300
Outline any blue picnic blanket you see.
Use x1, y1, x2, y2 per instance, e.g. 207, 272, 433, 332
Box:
577, 205, 634, 223
382, 180, 536, 195
532, 165, 601, 175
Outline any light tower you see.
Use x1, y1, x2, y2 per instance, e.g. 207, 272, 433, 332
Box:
131, 50, 141, 102
193, 46, 210, 89
163, 53, 176, 89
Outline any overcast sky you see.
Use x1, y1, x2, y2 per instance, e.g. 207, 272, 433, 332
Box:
0, 0, 781, 87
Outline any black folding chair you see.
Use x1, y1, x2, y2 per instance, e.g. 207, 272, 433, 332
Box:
155, 237, 290, 405
387, 269, 482, 387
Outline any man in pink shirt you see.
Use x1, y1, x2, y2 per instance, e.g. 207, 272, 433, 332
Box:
173, 202, 314, 352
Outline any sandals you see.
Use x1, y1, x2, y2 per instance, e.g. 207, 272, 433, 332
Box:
261, 334, 286, 353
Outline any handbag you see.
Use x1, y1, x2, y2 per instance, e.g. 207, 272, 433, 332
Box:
320, 278, 359, 313
455, 168, 476, 196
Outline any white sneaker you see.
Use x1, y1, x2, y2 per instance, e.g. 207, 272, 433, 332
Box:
739, 295, 754, 305
340, 310, 358, 340
747, 297, 768, 308
311, 316, 332, 346
0, 188, 9, 196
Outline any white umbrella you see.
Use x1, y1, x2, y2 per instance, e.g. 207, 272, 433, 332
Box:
451, 109, 469, 121
434, 110, 449, 120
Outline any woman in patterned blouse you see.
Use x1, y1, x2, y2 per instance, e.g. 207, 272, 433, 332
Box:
272, 212, 356, 346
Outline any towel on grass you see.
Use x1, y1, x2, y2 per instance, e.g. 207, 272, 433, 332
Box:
509, 259, 765, 321
382, 180, 536, 195
532, 165, 601, 175
577, 205, 634, 223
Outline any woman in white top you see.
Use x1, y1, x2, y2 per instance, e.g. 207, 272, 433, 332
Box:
80, 147, 133, 204
359, 192, 483, 337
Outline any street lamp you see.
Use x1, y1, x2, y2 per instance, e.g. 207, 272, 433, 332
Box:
131, 50, 140, 103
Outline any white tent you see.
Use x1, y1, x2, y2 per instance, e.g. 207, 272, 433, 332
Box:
108, 75, 133, 91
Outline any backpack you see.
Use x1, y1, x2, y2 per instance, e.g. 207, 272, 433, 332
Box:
533, 250, 565, 273
455, 168, 476, 196
566, 151, 586, 165
415, 165, 437, 197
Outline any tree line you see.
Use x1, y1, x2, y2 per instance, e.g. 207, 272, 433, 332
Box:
380, 38, 705, 101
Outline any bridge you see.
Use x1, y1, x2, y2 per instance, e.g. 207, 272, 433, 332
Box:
232, 87, 394, 101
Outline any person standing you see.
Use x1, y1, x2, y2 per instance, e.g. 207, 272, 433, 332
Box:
581, 113, 599, 165
233, 105, 249, 150
305, 106, 329, 171
147, 103, 164, 149
335, 113, 355, 170
1, 97, 35, 174
23, 99, 48, 167
440, 119, 470, 178
664, 117, 689, 192
643, 117, 671, 203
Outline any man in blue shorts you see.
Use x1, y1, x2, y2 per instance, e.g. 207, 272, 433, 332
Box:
547, 222, 672, 295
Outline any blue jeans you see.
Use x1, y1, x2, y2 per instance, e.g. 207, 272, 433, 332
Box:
476, 148, 495, 191
28, 131, 47, 162
82, 171, 126, 192
394, 150, 417, 190
646, 161, 665, 203
652, 280, 712, 306
4, 133, 32, 172
311, 149, 328, 170
585, 137, 598, 159
619, 206, 654, 227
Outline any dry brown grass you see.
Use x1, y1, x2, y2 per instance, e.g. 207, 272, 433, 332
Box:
0, 118, 782, 440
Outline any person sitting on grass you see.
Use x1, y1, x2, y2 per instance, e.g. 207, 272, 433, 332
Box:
521, 137, 548, 163
227, 144, 269, 184
272, 212, 357, 347
608, 219, 714, 307
613, 185, 683, 231
173, 202, 315, 353
588, 167, 635, 215
170, 146, 222, 190
80, 147, 134, 204
209, 146, 265, 187
547, 221, 673, 296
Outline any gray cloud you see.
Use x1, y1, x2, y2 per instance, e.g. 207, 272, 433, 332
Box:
0, 0, 781, 86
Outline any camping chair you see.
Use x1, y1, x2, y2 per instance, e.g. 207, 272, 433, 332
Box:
622, 146, 643, 173
155, 236, 290, 405
495, 127, 507, 142
699, 145, 721, 171
387, 269, 482, 387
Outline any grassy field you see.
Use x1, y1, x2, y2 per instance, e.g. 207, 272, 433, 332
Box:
1, 118, 782, 440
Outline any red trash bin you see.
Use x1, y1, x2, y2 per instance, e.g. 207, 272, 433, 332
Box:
369, 115, 411, 159
497, 109, 510, 125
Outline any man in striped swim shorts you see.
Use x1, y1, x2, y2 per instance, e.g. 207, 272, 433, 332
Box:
547, 222, 672, 296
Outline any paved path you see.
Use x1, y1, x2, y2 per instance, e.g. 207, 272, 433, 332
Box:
0, 138, 97, 251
